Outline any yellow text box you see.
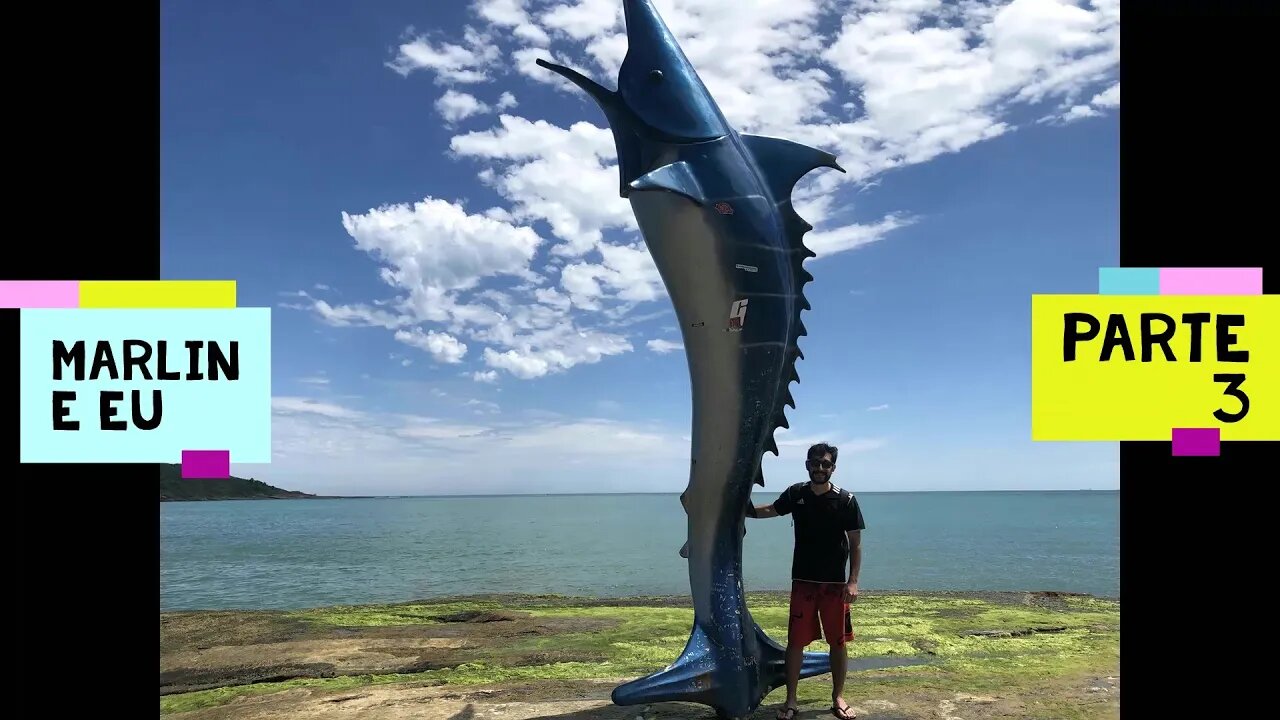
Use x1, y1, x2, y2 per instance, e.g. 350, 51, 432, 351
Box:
79, 281, 236, 308
1031, 295, 1279, 441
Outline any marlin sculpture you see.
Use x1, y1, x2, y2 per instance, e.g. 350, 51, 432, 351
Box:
537, 2, 905, 718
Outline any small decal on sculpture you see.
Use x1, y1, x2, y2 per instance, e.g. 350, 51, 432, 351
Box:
728, 299, 748, 331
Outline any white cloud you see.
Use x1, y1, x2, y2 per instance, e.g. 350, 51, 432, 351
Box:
477, 0, 552, 45
341, 197, 543, 293
435, 89, 491, 123
290, 113, 654, 382
271, 396, 365, 420
540, 0, 621, 41
311, 298, 416, 329
647, 338, 684, 354
1092, 82, 1119, 108
1042, 80, 1119, 124
386, 28, 502, 83
307, 1, 1117, 384
806, 212, 919, 257
817, 0, 1118, 169
234, 396, 690, 495
559, 247, 664, 310
482, 325, 632, 379
625, 1, 834, 137
465, 398, 502, 415
496, 91, 519, 110
765, 426, 889, 478
394, 327, 468, 364
450, 115, 634, 256
867, 403, 890, 411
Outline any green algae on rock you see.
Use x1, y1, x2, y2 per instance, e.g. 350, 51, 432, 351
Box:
160, 591, 1119, 718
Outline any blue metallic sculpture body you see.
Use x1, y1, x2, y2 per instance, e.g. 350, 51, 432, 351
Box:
537, 2, 902, 718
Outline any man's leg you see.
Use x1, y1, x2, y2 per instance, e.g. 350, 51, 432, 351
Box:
785, 639, 804, 705
819, 585, 857, 719
830, 640, 848, 706
782, 581, 820, 718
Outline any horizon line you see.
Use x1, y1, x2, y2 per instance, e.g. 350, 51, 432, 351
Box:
247, 488, 1121, 499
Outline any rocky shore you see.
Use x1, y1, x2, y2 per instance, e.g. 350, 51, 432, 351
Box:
160, 590, 1119, 719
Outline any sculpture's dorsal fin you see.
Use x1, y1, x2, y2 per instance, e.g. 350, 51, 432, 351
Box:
797, 271, 814, 295
774, 209, 818, 437
627, 161, 708, 205
737, 135, 842, 476
740, 133, 845, 203
781, 205, 818, 254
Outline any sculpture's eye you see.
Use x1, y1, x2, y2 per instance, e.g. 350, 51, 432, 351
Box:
649, 70, 664, 83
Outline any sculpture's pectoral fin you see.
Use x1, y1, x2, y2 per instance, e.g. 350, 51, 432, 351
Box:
627, 161, 708, 206
740, 133, 845, 202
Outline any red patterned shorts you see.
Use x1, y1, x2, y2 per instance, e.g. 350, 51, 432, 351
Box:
787, 580, 854, 648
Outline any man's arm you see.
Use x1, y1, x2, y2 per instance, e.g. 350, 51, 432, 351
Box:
750, 487, 794, 519
749, 503, 780, 518
843, 494, 865, 601
845, 530, 862, 602
847, 530, 861, 583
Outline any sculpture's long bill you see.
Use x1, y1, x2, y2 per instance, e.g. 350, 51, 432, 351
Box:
538, 2, 917, 718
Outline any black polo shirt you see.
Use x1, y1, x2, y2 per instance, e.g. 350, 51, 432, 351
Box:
772, 482, 865, 583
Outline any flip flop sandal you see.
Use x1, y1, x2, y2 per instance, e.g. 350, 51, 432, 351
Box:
777, 706, 799, 720
831, 703, 857, 720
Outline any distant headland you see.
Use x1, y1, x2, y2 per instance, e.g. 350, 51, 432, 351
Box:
160, 464, 320, 502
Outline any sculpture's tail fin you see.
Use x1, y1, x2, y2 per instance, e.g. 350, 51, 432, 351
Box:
755, 622, 832, 688
611, 622, 719, 707
611, 622, 831, 711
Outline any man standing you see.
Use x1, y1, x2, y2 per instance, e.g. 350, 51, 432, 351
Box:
747, 442, 865, 720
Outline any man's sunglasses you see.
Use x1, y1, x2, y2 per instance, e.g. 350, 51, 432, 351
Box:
806, 459, 833, 470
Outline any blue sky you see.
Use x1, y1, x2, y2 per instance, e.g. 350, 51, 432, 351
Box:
160, 0, 1120, 495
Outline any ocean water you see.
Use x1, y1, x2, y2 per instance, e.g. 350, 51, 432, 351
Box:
159, 490, 1119, 612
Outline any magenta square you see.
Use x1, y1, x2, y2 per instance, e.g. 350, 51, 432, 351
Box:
1171, 428, 1220, 457
1159, 267, 1263, 295
182, 450, 230, 478
0, 280, 79, 308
